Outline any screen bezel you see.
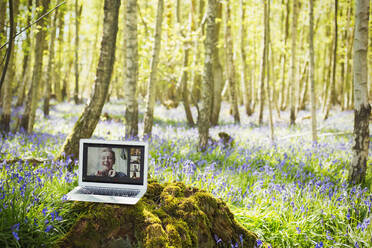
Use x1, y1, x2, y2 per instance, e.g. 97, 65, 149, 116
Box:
78, 139, 148, 190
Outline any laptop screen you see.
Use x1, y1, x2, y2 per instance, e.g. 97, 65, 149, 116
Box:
81, 142, 145, 185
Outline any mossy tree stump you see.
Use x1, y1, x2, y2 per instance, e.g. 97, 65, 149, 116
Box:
57, 180, 258, 248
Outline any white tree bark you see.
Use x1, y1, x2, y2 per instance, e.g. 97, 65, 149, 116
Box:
349, 0, 370, 184
198, 0, 216, 150
143, 0, 164, 137
309, 0, 317, 143
289, 0, 298, 125
124, 0, 139, 138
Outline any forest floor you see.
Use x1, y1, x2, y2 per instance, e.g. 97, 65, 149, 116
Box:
0, 99, 371, 247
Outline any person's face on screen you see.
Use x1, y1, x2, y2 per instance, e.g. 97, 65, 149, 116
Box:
101, 150, 114, 172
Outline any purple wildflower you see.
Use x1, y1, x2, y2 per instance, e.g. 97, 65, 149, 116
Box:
45, 225, 53, 232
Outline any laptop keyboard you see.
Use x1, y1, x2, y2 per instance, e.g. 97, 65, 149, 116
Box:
77, 187, 139, 197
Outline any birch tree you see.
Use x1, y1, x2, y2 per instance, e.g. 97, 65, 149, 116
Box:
19, 0, 50, 133
199, 0, 216, 150
225, 1, 240, 123
176, 0, 195, 127
258, 0, 268, 125
309, 0, 317, 143
74, 0, 82, 104
210, 2, 223, 126
143, 0, 164, 137
349, 0, 370, 184
0, 0, 18, 133
43, 8, 58, 116
58, 0, 120, 159
240, 0, 253, 116
289, 0, 298, 125
124, 0, 139, 138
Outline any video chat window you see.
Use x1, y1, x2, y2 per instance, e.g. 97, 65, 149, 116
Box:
82, 143, 144, 185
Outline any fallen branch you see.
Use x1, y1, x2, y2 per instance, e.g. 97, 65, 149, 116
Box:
278, 131, 352, 140
0, 157, 48, 165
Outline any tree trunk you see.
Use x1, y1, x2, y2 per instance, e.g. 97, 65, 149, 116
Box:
344, 3, 354, 110
258, 0, 268, 126
0, 0, 7, 74
55, 4, 66, 102
143, 0, 164, 137
322, 18, 335, 119
349, 0, 370, 184
270, 42, 281, 119
19, 0, 50, 133
174, 0, 195, 127
58, 0, 120, 160
0, 0, 17, 133
240, 0, 253, 117
124, 0, 139, 138
289, 0, 298, 125
224, 2, 240, 124
15, 0, 32, 108
210, 2, 223, 126
198, 0, 216, 150
309, 0, 317, 143
266, 0, 274, 141
279, 0, 290, 111
43, 8, 58, 117
330, 0, 338, 106
74, 0, 82, 104
340, 3, 350, 110
298, 61, 309, 111
190, 0, 203, 107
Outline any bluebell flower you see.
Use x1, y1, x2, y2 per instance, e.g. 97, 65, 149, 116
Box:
11, 223, 20, 241
239, 234, 244, 246
214, 234, 222, 244
45, 225, 53, 232
315, 241, 323, 248
256, 239, 263, 247
42, 207, 48, 216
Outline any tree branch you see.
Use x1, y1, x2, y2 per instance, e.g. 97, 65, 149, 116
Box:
0, 1, 66, 50
0, 0, 14, 93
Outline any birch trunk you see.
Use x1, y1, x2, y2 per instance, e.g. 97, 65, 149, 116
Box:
19, 0, 49, 133
240, 0, 253, 116
175, 0, 195, 127
143, 0, 164, 137
349, 0, 370, 184
0, 0, 17, 133
15, 0, 32, 108
43, 8, 58, 116
289, 0, 298, 125
330, 0, 338, 106
210, 2, 223, 126
224, 2, 240, 123
280, 0, 290, 110
74, 0, 82, 104
124, 0, 139, 138
0, 0, 7, 72
58, 0, 120, 160
258, 0, 268, 125
309, 0, 317, 143
55, 4, 66, 102
266, 0, 274, 141
199, 0, 216, 150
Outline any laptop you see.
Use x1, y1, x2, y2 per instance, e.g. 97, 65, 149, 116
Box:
66, 139, 148, 205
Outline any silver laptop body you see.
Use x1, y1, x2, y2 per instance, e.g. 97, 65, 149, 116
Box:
67, 139, 148, 205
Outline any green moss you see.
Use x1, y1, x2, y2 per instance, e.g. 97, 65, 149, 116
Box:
145, 223, 168, 248
56, 181, 259, 248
